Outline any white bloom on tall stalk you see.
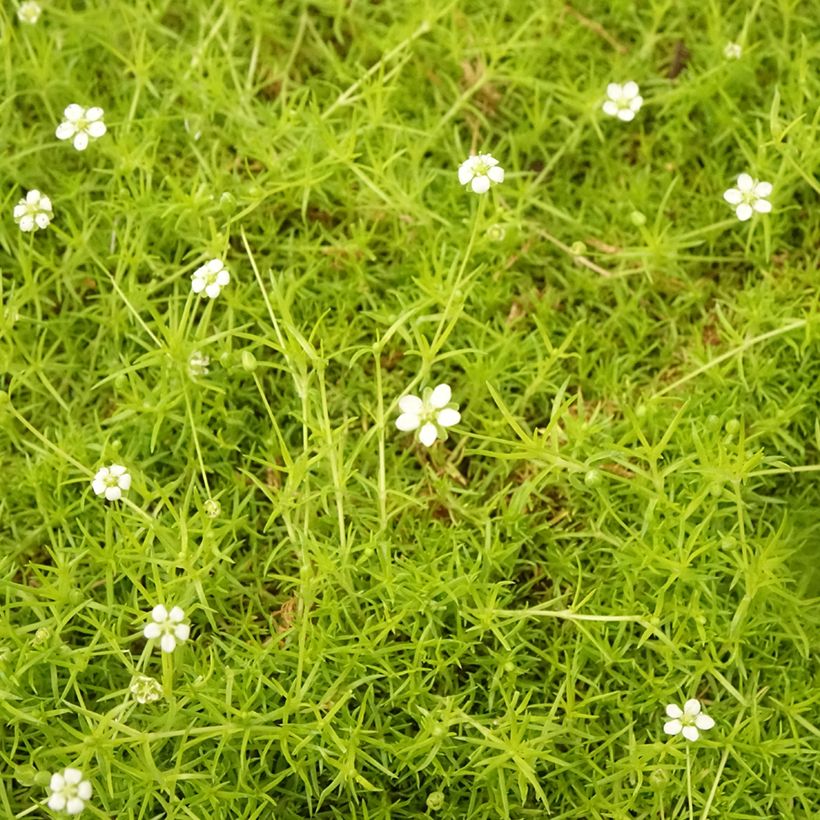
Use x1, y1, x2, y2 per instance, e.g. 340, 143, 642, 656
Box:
191, 258, 230, 299
91, 464, 131, 501
396, 383, 461, 447
663, 698, 715, 741
602, 81, 643, 122
47, 768, 92, 815
724, 42, 742, 59
17, 1, 42, 24
723, 173, 772, 221
56, 104, 106, 151
457, 154, 505, 194
13, 189, 52, 232
143, 605, 190, 653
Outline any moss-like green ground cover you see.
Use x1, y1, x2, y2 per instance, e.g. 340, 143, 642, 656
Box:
2, 0, 819, 817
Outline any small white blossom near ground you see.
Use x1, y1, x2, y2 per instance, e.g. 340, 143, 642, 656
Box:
663, 698, 715, 741
457, 154, 505, 194
143, 605, 190, 653
17, 1, 42, 24
188, 350, 210, 376
129, 674, 163, 704
13, 189, 53, 232
191, 258, 230, 298
723, 173, 772, 221
91, 464, 131, 501
203, 498, 221, 518
47, 768, 92, 815
396, 383, 461, 447
602, 82, 643, 122
55, 104, 107, 151
724, 42, 742, 59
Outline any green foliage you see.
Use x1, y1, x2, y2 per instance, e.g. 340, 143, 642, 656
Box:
1, 0, 819, 817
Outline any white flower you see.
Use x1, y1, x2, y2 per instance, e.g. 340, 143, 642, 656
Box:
91, 464, 131, 501
396, 383, 461, 447
663, 698, 715, 742
143, 605, 190, 653
55, 104, 107, 151
13, 189, 52, 232
602, 81, 643, 122
47, 768, 92, 815
191, 258, 230, 299
724, 42, 742, 59
17, 1, 42, 24
457, 153, 505, 194
188, 350, 210, 376
723, 173, 772, 221
203, 498, 221, 518
129, 674, 163, 704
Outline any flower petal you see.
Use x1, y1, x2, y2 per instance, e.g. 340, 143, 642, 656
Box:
682, 725, 699, 742
418, 422, 438, 447
723, 188, 742, 204
436, 408, 460, 427
736, 203, 753, 221
695, 713, 715, 730
398, 395, 423, 414
663, 719, 682, 735
19, 215, 35, 232
191, 277, 205, 293
35, 212, 50, 229
622, 81, 639, 99
160, 633, 177, 653
683, 699, 702, 716
753, 198, 771, 213
736, 173, 753, 192
754, 181, 772, 197
64, 104, 85, 121
85, 106, 104, 121
629, 95, 643, 111
118, 473, 132, 489
205, 283, 221, 298
665, 704, 683, 719
207, 258, 223, 273
152, 604, 168, 622
104, 485, 121, 500
617, 108, 635, 122
50, 773, 66, 791
471, 175, 490, 194
91, 479, 106, 496
86, 120, 107, 138
396, 412, 421, 432
56, 122, 76, 140
174, 623, 190, 642
48, 794, 67, 810
429, 384, 452, 409
487, 165, 504, 183
169, 606, 185, 622
39, 195, 52, 211
77, 781, 92, 800
215, 270, 230, 286
457, 161, 474, 185
606, 83, 622, 101
602, 101, 618, 117
66, 797, 85, 815
73, 131, 89, 151
143, 623, 161, 639
63, 768, 83, 785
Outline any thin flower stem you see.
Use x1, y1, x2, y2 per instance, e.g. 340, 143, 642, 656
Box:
686, 745, 693, 820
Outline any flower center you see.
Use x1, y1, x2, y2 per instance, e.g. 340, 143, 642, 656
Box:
473, 160, 490, 176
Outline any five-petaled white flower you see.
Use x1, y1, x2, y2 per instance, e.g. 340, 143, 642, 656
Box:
602, 82, 643, 122
663, 698, 715, 742
724, 42, 742, 59
457, 154, 505, 194
56, 104, 107, 151
13, 189, 53, 232
191, 258, 230, 299
143, 605, 190, 653
723, 173, 772, 221
17, 1, 42, 24
396, 383, 461, 447
47, 768, 92, 816
91, 464, 131, 501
